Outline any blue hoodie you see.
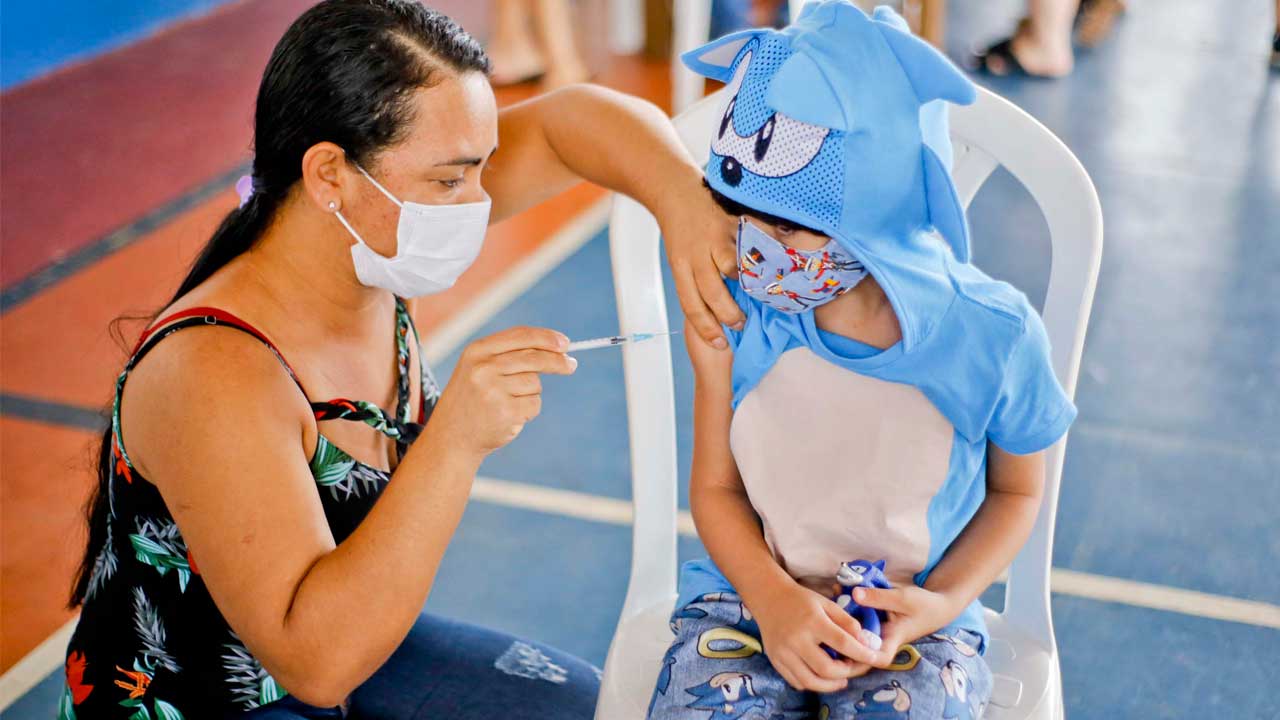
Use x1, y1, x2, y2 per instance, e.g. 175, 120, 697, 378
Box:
674, 1, 1077, 652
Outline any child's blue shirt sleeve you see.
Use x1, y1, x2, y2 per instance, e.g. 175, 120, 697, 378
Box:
986, 310, 1077, 454
721, 278, 753, 350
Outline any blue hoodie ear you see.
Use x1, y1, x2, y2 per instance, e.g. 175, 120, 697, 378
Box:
871, 4, 910, 32
765, 52, 850, 130
680, 28, 768, 83
872, 8, 976, 106
873, 560, 886, 571
923, 144, 971, 262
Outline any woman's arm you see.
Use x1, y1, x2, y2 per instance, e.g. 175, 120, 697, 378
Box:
485, 84, 744, 348
853, 444, 1045, 664
682, 322, 874, 692
123, 326, 574, 706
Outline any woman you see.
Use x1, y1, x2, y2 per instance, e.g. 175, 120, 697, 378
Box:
60, 2, 742, 717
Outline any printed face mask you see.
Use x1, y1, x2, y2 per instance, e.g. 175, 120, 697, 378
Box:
334, 162, 491, 298
736, 217, 867, 313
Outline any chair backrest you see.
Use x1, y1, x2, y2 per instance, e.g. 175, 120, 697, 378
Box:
606, 85, 1102, 646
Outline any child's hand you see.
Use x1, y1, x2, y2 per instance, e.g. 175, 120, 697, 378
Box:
852, 585, 966, 667
750, 580, 880, 692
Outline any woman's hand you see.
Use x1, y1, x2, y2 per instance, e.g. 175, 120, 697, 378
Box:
748, 579, 880, 692
655, 166, 745, 350
854, 584, 967, 667
430, 326, 577, 458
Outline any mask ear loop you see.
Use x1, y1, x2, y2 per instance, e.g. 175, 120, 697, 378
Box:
333, 205, 372, 249
352, 162, 405, 209
331, 152, 404, 250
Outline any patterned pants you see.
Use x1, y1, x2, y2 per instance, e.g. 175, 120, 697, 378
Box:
647, 593, 992, 720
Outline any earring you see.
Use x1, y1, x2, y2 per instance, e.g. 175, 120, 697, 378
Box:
328, 200, 338, 211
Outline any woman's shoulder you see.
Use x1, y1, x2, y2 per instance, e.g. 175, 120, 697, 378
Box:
119, 317, 314, 477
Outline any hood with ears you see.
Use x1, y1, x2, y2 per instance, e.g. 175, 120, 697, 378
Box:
683, 1, 974, 263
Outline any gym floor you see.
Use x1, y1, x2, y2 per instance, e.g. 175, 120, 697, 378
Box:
2, 1, 1277, 718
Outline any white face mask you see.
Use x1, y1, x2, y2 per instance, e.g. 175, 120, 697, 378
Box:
334, 163, 491, 298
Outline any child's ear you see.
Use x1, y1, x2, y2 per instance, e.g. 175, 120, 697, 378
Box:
923, 145, 971, 263
681, 28, 768, 83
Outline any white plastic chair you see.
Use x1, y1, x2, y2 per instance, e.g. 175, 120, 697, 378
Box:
594, 85, 1103, 720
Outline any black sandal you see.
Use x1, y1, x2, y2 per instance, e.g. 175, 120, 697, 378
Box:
970, 38, 1029, 78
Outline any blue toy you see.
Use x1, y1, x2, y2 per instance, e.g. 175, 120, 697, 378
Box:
826, 559, 892, 658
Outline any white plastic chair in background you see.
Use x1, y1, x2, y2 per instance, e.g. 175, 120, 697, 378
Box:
668, 1, 818, 113
671, 0, 712, 113
593, 85, 1103, 720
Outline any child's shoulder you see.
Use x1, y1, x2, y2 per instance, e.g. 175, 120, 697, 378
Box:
945, 260, 1042, 342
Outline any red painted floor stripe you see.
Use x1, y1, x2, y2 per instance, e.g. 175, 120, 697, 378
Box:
0, 0, 316, 286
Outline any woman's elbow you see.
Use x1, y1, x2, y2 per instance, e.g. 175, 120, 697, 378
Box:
281, 681, 349, 710
270, 651, 369, 709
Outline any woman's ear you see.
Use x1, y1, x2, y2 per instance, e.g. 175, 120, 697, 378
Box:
300, 142, 348, 212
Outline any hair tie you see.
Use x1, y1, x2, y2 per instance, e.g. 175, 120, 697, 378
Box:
235, 175, 256, 208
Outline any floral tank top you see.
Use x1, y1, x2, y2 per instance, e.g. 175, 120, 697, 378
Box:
59, 298, 439, 718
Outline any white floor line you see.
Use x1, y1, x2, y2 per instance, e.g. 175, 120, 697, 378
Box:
1047, 568, 1280, 629
471, 476, 697, 536
423, 198, 612, 366
470, 476, 1280, 630
0, 617, 77, 712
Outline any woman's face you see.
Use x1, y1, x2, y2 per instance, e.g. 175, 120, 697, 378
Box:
345, 71, 498, 258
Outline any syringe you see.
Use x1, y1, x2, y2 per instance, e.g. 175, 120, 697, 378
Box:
566, 331, 679, 352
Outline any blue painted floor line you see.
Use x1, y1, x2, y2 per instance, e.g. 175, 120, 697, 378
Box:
1, 0, 238, 90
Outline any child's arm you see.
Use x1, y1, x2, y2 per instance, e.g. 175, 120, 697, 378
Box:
854, 444, 1045, 664
683, 321, 877, 691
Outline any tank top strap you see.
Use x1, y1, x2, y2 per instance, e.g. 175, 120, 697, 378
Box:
395, 297, 434, 424
128, 307, 310, 399
110, 307, 311, 478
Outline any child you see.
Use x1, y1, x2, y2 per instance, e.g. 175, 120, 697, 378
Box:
647, 3, 1077, 719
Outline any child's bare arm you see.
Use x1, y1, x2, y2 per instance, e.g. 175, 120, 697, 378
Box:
854, 444, 1045, 664
683, 321, 876, 691
683, 320, 786, 606
923, 444, 1045, 606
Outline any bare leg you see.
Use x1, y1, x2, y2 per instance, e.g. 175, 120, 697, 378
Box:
534, 0, 590, 90
1272, 0, 1280, 68
984, 0, 1079, 77
1075, 0, 1126, 48
488, 0, 546, 86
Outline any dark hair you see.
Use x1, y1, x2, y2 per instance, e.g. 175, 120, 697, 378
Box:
71, 0, 489, 606
702, 178, 822, 235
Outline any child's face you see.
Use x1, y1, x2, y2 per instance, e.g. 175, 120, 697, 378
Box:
742, 217, 831, 251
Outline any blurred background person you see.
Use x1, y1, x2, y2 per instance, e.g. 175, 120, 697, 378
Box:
972, 0, 1082, 78
488, 0, 590, 89
1073, 0, 1125, 49
1273, 0, 1280, 68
